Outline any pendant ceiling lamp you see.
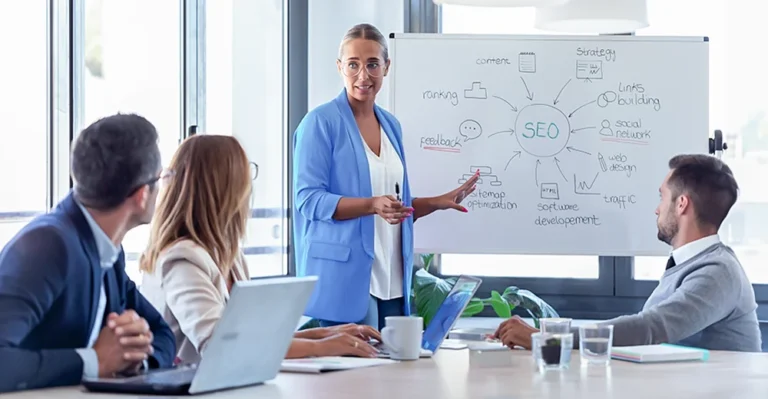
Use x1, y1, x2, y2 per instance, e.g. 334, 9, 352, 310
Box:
432, 0, 571, 7
534, 0, 648, 34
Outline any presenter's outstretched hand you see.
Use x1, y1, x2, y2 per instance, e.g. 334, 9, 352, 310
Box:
314, 333, 379, 358
372, 195, 413, 224
432, 169, 479, 213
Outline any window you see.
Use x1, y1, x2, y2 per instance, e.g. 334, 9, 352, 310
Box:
0, 2, 48, 249
633, 0, 768, 286
442, 254, 598, 278
205, 0, 288, 278
82, 0, 182, 282
440, 5, 598, 279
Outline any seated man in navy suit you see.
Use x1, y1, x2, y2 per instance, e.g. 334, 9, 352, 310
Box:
0, 113, 176, 393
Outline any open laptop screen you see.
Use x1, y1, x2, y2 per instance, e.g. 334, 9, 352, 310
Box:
421, 276, 481, 352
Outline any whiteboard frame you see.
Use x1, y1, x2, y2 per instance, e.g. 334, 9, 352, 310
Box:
387, 33, 709, 257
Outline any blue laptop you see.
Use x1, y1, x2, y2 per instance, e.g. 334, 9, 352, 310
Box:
377, 274, 482, 358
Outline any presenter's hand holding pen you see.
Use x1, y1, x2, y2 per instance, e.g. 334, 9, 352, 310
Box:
372, 195, 413, 225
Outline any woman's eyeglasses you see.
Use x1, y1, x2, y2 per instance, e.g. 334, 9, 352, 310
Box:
250, 162, 259, 181
339, 60, 385, 78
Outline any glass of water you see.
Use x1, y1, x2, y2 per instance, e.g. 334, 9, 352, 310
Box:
579, 324, 614, 366
540, 318, 572, 334
532, 332, 573, 372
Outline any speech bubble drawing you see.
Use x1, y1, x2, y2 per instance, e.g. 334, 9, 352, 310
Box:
459, 119, 482, 142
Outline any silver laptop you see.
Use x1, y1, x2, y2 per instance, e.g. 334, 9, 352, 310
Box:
377, 275, 482, 358
83, 276, 318, 395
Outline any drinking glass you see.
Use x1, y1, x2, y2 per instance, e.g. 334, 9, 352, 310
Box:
579, 324, 614, 366
532, 332, 573, 372
540, 318, 572, 334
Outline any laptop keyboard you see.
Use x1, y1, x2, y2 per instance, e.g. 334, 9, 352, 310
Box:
138, 367, 197, 385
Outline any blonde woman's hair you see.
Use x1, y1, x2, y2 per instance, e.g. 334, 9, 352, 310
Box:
140, 135, 252, 276
338, 23, 389, 60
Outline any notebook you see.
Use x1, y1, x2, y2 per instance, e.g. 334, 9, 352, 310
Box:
280, 357, 396, 374
611, 344, 709, 363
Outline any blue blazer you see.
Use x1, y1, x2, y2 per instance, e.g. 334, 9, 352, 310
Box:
292, 89, 414, 323
0, 193, 176, 393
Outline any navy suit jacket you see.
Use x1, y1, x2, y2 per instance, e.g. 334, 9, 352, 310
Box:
0, 193, 176, 393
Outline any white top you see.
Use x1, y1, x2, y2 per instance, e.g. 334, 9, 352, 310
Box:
363, 128, 404, 300
671, 234, 720, 265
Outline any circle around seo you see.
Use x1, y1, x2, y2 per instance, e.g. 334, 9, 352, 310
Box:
514, 104, 571, 158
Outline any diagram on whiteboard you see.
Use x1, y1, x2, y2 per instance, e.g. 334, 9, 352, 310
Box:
459, 165, 502, 186
422, 74, 633, 190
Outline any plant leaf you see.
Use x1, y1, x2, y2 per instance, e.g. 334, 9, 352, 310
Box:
502, 286, 559, 321
420, 253, 435, 272
461, 298, 485, 317
489, 290, 512, 319
412, 269, 455, 328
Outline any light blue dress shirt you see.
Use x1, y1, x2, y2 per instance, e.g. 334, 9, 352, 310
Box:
74, 201, 120, 378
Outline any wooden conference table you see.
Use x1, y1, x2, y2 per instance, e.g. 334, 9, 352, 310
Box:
9, 348, 768, 399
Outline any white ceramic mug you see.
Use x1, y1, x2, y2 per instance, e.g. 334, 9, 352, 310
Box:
381, 316, 423, 361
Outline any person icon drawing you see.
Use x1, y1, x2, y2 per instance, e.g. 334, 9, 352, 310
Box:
599, 119, 613, 137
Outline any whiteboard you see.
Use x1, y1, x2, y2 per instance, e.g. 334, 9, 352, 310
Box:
388, 33, 709, 256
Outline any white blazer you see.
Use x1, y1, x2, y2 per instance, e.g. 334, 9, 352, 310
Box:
140, 239, 249, 364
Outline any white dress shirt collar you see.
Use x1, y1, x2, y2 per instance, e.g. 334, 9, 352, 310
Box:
671, 234, 721, 266
75, 200, 120, 268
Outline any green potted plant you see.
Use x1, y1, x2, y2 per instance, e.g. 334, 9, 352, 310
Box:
411, 253, 559, 329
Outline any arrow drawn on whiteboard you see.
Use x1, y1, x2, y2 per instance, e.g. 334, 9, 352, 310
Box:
571, 126, 596, 134
492, 95, 518, 112
568, 100, 596, 118
566, 146, 592, 156
554, 157, 568, 182
553, 78, 571, 105
504, 151, 522, 171
489, 128, 514, 138
520, 77, 534, 101
534, 159, 542, 187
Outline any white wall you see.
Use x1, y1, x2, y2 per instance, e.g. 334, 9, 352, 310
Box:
308, 0, 405, 110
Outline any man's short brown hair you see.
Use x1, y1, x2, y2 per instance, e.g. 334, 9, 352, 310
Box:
667, 154, 738, 229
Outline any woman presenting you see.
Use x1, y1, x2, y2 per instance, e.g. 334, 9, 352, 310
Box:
293, 23, 478, 330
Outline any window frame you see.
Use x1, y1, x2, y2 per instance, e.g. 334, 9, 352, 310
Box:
284, 0, 309, 276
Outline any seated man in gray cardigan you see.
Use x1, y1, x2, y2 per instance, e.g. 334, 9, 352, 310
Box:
495, 154, 761, 352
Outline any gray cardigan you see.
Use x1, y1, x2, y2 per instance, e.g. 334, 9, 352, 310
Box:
582, 243, 761, 352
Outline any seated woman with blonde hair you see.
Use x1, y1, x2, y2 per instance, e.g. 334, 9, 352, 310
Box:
139, 134, 379, 365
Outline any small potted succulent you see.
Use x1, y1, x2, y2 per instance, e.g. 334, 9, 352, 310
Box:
540, 336, 562, 365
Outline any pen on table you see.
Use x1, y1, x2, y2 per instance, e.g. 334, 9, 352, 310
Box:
395, 182, 401, 202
